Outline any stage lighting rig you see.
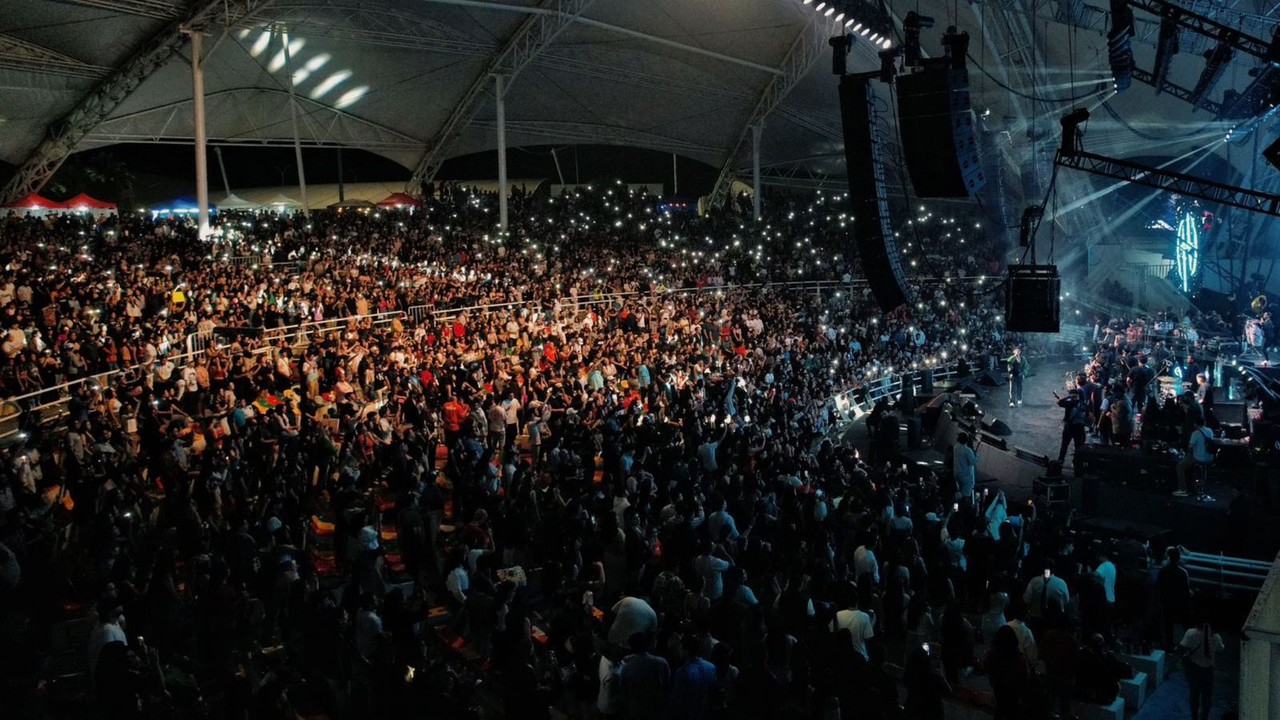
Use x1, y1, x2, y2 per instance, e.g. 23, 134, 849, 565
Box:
878, 46, 901, 84
1059, 108, 1090, 155
1107, 0, 1135, 90
904, 11, 934, 68
1054, 109, 1280, 219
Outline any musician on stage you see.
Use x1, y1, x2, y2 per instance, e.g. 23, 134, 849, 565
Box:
1183, 355, 1203, 390
1127, 355, 1155, 408
1006, 346, 1028, 408
1055, 375, 1091, 466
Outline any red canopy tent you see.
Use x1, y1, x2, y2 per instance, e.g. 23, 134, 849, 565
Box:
4, 192, 61, 212
376, 192, 421, 209
60, 192, 117, 212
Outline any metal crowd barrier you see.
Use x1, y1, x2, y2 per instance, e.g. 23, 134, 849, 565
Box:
1, 275, 993, 440
1180, 548, 1273, 595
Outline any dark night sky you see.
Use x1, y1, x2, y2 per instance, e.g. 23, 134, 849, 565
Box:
30, 142, 719, 205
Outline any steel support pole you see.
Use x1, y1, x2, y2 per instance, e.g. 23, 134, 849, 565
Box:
751, 123, 762, 221
495, 74, 508, 233
672, 152, 678, 196
191, 30, 210, 238
281, 31, 310, 218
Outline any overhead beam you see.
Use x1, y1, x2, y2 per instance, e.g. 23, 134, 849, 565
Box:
705, 14, 828, 210
0, 0, 263, 204
49, 0, 181, 20
85, 87, 423, 148
1054, 149, 1280, 217
404, 0, 593, 196
0, 33, 111, 80
468, 119, 723, 157
416, 0, 783, 76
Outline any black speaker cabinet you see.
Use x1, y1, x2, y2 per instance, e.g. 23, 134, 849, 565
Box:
1006, 265, 1061, 333
896, 66, 986, 198
839, 75, 912, 311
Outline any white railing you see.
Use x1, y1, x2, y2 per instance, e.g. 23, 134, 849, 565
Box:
1, 276, 993, 437
0, 311, 406, 437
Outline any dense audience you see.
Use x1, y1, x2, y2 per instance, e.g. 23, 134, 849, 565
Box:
0, 188, 1222, 720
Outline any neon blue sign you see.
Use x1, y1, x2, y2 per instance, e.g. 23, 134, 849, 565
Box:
1176, 211, 1199, 293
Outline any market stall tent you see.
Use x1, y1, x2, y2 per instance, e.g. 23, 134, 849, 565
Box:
376, 192, 421, 209
4, 192, 61, 214
60, 193, 117, 213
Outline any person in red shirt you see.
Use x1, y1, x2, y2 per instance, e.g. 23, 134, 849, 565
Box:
443, 393, 469, 445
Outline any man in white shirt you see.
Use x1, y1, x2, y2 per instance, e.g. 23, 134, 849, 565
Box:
832, 596, 876, 660
694, 541, 732, 601
500, 392, 521, 449
853, 536, 881, 585
354, 592, 385, 661
87, 605, 128, 679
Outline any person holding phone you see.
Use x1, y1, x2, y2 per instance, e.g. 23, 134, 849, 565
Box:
1022, 561, 1070, 637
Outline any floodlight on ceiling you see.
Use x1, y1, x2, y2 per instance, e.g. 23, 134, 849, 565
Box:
835, 12, 844, 21
852, 23, 863, 31
824, 6, 835, 16
815, 2, 826, 10
310, 69, 352, 99
882, 38, 892, 48
844, 19, 855, 27
861, 27, 871, 36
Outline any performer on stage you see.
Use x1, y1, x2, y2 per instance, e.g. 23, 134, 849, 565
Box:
1055, 376, 1091, 466
1007, 346, 1028, 408
1127, 355, 1155, 408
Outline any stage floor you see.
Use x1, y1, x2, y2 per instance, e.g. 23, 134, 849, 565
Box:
839, 360, 1082, 500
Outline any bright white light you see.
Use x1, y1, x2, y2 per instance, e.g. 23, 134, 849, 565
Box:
845, 19, 855, 27
834, 12, 844, 21
852, 23, 863, 31
334, 85, 368, 109
861, 27, 871, 36
267, 38, 305, 73
310, 70, 352, 99
824, 6, 835, 15
293, 53, 331, 85
815, 2, 826, 9
249, 30, 272, 58
871, 34, 880, 42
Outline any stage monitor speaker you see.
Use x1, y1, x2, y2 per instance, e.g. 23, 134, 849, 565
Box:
1006, 264, 1061, 333
1213, 401, 1247, 426
839, 75, 912, 311
982, 417, 1013, 436
896, 66, 986, 197
976, 370, 1004, 387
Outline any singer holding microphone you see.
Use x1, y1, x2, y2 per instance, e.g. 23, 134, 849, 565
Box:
1007, 346, 1028, 408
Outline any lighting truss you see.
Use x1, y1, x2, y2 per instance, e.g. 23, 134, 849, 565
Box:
1054, 149, 1280, 218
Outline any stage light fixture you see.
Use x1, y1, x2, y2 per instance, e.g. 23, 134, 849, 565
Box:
815, 2, 826, 10
1059, 108, 1090, 154
835, 12, 845, 22
904, 11, 934, 67
825, 6, 835, 16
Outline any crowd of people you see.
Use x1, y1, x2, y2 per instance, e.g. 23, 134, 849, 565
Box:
0, 187, 1229, 720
